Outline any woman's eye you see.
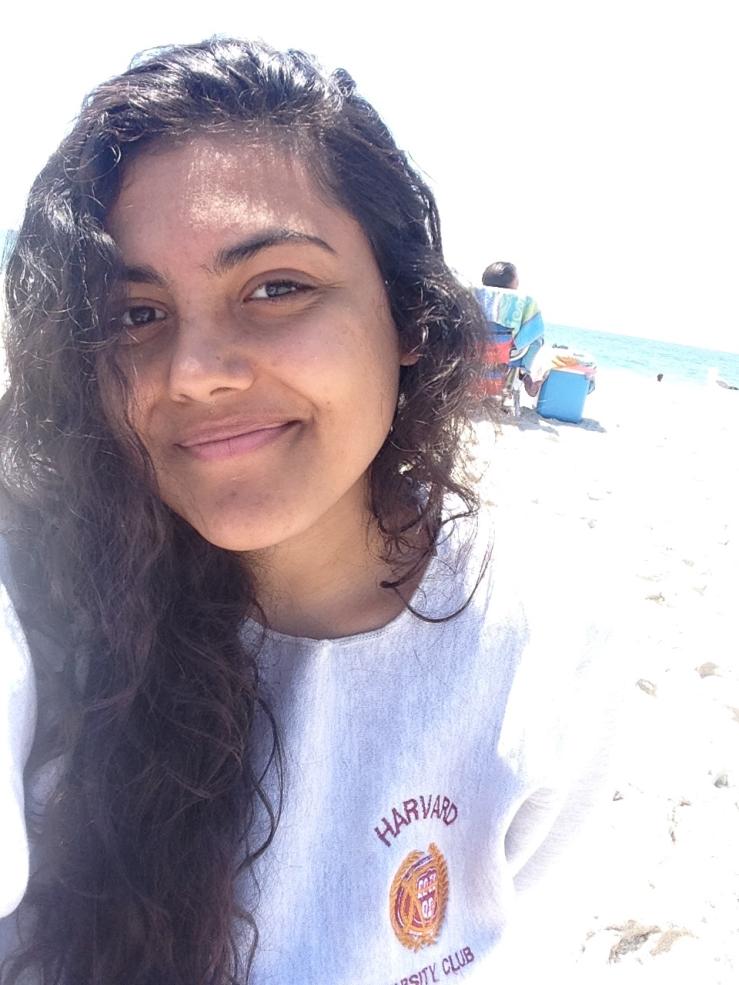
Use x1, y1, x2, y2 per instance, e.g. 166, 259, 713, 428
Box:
118, 305, 167, 345
249, 280, 310, 301
121, 305, 167, 327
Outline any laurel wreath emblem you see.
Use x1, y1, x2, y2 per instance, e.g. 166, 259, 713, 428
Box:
389, 843, 449, 951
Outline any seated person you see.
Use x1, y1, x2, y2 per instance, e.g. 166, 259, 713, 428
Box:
474, 262, 546, 395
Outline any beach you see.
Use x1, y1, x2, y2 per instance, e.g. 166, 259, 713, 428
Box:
473, 370, 739, 982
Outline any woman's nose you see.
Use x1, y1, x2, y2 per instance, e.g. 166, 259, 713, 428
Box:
167, 315, 256, 403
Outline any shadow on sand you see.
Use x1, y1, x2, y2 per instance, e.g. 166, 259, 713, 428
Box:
496, 406, 607, 434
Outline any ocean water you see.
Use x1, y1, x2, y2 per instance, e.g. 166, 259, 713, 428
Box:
548, 324, 739, 388
0, 229, 14, 255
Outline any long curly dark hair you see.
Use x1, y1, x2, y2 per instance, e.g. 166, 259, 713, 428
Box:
0, 38, 486, 985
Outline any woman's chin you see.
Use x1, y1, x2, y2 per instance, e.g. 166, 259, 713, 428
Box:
187, 519, 295, 554
167, 472, 370, 556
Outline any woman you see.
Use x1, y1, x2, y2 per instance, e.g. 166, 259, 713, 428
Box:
1, 39, 609, 985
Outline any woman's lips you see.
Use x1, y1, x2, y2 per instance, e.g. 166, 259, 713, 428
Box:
178, 422, 297, 462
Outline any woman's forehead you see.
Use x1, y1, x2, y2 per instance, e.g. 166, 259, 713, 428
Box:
108, 135, 345, 249
111, 136, 311, 228
106, 134, 374, 278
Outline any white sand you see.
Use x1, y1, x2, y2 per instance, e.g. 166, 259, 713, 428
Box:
473, 370, 739, 982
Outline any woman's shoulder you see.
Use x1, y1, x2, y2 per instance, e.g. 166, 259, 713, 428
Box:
0, 538, 37, 917
427, 498, 621, 717
481, 504, 628, 767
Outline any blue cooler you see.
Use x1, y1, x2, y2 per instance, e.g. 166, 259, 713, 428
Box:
537, 369, 590, 423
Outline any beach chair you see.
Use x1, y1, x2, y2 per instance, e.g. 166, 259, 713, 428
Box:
481, 328, 522, 416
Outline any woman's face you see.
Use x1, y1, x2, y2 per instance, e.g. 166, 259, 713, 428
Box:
106, 135, 412, 552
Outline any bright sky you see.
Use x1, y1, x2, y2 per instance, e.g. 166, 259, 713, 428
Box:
1, 0, 736, 349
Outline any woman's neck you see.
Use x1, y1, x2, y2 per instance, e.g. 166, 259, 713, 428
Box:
247, 483, 428, 640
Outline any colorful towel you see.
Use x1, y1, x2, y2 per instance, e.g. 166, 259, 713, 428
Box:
474, 287, 546, 372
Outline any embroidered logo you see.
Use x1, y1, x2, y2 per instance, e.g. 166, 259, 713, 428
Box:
389, 843, 449, 951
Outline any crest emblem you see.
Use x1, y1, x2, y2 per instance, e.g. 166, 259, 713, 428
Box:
389, 843, 449, 950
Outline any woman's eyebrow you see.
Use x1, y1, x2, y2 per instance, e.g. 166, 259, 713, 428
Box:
210, 229, 336, 275
123, 264, 166, 287
120, 230, 336, 285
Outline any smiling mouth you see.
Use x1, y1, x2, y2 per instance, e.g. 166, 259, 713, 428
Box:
178, 422, 298, 462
